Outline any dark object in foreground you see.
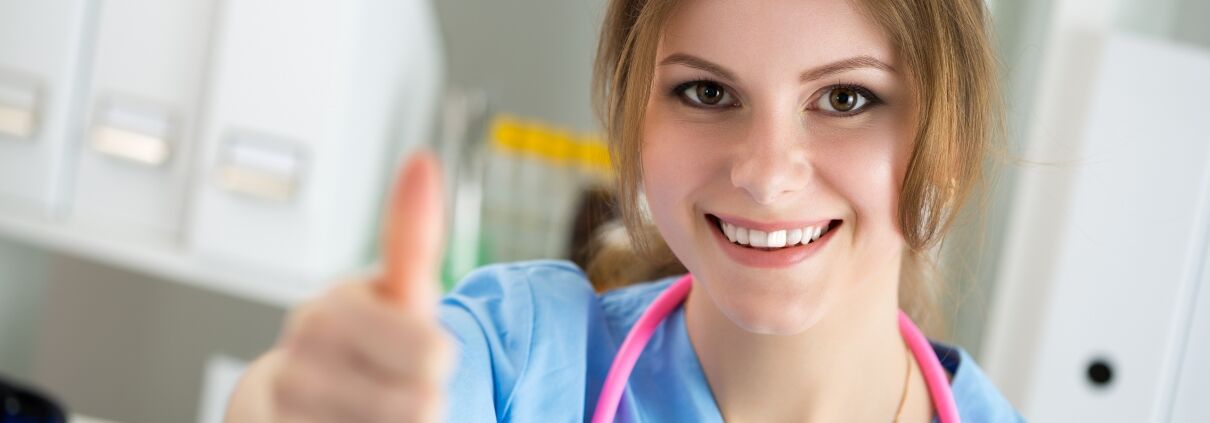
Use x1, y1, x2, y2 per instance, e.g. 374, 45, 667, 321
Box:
1, 375, 67, 423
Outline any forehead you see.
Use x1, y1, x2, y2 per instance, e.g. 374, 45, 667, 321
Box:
658, 0, 896, 77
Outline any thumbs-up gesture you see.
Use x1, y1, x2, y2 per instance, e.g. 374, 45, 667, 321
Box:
225, 151, 455, 423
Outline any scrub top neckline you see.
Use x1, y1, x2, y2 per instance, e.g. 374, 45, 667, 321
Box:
594, 273, 959, 423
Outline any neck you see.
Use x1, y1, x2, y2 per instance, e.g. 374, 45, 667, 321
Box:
684, 265, 916, 422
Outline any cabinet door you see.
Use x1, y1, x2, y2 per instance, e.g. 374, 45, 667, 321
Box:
1024, 34, 1210, 422
69, 0, 217, 241
1169, 249, 1210, 422
0, 0, 94, 214
187, 0, 443, 277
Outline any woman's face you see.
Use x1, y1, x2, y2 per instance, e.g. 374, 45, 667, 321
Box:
642, 0, 917, 334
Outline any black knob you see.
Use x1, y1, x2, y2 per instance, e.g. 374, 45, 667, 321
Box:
1087, 358, 1114, 388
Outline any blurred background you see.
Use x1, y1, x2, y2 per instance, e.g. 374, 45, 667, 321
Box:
0, 0, 1208, 421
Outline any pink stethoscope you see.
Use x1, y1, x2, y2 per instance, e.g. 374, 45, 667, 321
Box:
591, 274, 961, 423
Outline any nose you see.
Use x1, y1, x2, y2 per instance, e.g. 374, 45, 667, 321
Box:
730, 111, 811, 205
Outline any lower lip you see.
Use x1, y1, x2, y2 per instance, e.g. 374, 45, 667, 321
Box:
708, 215, 840, 268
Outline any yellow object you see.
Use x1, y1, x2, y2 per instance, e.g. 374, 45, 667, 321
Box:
489, 115, 613, 175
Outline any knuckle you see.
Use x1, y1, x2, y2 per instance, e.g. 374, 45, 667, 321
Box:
284, 301, 327, 340
295, 302, 343, 343
290, 282, 369, 337
329, 280, 373, 308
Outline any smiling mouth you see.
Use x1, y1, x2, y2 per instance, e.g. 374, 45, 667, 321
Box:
705, 214, 842, 251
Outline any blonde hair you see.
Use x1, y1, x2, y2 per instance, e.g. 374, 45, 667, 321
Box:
588, 0, 1000, 333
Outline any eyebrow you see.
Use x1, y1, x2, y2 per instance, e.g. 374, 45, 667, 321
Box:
658, 53, 740, 81
657, 53, 896, 83
800, 56, 896, 82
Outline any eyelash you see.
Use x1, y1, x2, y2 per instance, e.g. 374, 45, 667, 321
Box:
669, 79, 884, 116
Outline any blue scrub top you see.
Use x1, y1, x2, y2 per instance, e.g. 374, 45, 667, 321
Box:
438, 260, 1026, 422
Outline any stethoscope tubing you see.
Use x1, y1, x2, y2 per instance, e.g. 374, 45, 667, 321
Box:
590, 274, 961, 423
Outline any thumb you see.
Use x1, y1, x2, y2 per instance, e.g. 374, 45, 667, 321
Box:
378, 149, 446, 313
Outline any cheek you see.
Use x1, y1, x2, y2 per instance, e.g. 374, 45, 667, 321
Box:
813, 123, 913, 237
640, 115, 701, 235
640, 109, 732, 257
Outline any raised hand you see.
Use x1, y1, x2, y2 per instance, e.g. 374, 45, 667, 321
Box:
226, 151, 454, 423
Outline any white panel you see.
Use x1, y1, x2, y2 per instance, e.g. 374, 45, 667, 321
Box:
69, 415, 121, 423
188, 0, 444, 279
981, 0, 1118, 405
1024, 34, 1210, 422
1169, 243, 1210, 421
69, 0, 216, 241
0, 0, 94, 214
196, 354, 248, 423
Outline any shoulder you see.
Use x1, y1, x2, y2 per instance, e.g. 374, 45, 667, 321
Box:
438, 259, 602, 362
442, 258, 594, 306
436, 258, 682, 363
435, 259, 677, 419
932, 341, 1028, 422
597, 273, 681, 336
440, 258, 677, 334
436, 260, 600, 419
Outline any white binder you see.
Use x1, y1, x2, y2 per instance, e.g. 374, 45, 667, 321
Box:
0, 0, 94, 215
67, 0, 218, 243
186, 0, 445, 280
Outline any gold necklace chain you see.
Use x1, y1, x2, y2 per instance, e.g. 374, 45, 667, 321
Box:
892, 344, 912, 422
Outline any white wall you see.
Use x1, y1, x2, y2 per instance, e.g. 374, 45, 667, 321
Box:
434, 0, 603, 132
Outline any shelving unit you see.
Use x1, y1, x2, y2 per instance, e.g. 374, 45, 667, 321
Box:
0, 0, 444, 309
0, 206, 329, 308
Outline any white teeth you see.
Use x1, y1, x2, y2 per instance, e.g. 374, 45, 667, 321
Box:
749, 230, 768, 247
767, 230, 787, 248
717, 218, 834, 249
787, 228, 803, 245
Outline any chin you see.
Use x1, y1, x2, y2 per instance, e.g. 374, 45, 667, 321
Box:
711, 284, 832, 336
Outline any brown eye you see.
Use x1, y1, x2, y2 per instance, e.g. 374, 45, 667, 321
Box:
829, 87, 857, 112
814, 85, 875, 115
680, 81, 736, 107
696, 84, 724, 105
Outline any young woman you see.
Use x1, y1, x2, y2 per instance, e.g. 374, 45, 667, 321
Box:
227, 0, 1024, 421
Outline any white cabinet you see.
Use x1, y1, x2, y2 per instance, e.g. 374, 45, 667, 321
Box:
69, 0, 217, 241
0, 0, 445, 306
0, 0, 94, 215
987, 33, 1210, 422
186, 0, 444, 279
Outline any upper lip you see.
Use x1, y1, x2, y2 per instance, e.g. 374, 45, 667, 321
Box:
709, 212, 838, 232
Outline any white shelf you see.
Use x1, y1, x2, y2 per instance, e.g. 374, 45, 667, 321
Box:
0, 205, 339, 309
72, 414, 121, 423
